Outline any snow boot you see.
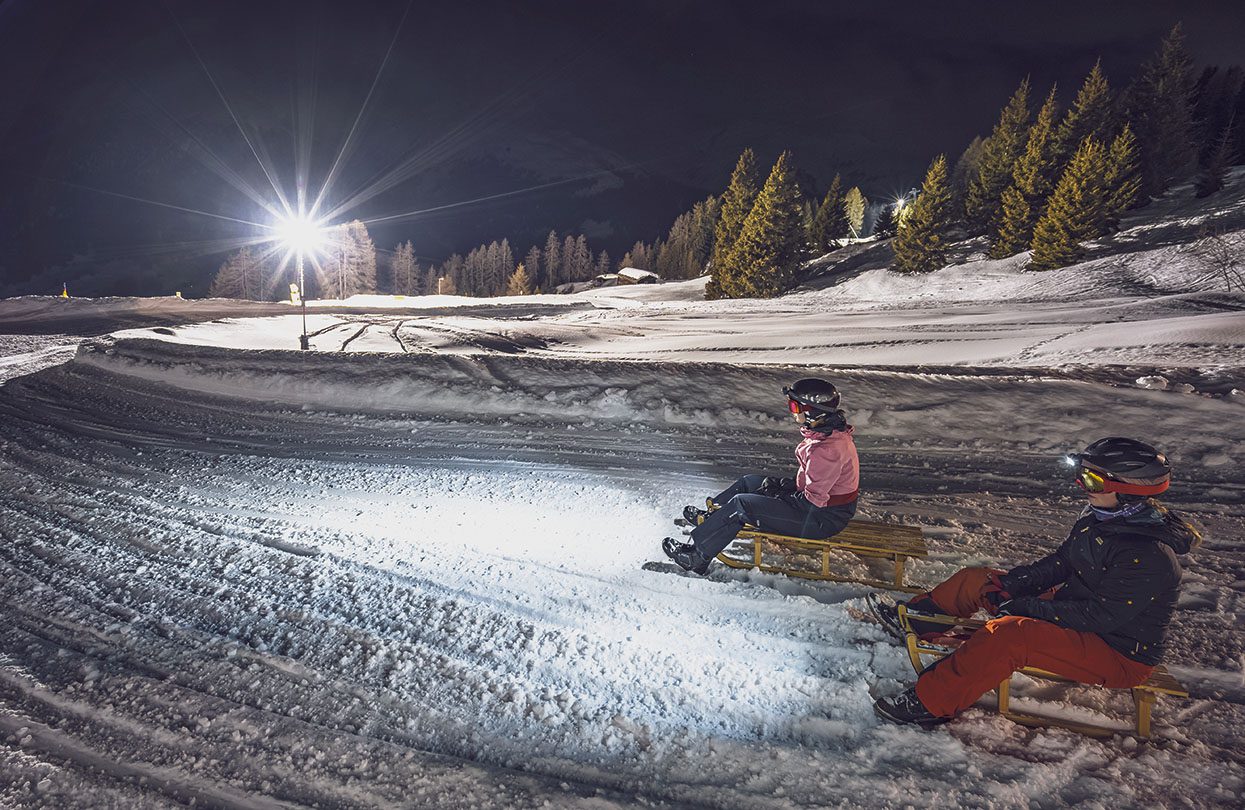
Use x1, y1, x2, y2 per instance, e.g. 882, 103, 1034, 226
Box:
662, 537, 711, 576
682, 505, 709, 525
873, 688, 949, 729
865, 592, 907, 642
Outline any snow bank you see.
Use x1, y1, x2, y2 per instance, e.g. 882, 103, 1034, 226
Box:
74, 337, 1245, 499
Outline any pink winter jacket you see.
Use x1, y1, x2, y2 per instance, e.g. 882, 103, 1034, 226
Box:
794, 426, 860, 507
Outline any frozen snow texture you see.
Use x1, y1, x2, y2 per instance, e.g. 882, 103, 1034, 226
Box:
1, 169, 1244, 807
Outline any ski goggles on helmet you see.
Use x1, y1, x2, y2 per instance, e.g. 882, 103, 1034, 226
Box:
787, 398, 806, 414
1070, 460, 1170, 496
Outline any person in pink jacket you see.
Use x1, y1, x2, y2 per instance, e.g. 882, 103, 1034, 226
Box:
663, 378, 860, 575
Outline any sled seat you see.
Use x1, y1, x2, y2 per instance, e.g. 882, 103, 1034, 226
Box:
716, 519, 928, 592
896, 605, 1189, 739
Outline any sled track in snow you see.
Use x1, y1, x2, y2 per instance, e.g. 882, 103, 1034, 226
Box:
1, 342, 1244, 807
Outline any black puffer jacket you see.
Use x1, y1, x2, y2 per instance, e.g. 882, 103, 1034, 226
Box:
1000, 502, 1198, 665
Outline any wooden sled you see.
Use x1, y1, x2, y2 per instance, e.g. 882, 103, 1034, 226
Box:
715, 519, 928, 592
896, 604, 1189, 738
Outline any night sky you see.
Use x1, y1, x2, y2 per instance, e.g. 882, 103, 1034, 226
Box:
1, 0, 1243, 296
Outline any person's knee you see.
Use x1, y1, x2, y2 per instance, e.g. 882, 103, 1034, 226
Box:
738, 474, 765, 491
980, 616, 1033, 664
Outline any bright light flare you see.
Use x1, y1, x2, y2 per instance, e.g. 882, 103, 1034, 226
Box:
273, 214, 328, 256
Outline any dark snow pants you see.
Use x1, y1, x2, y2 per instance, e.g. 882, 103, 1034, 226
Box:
689, 474, 857, 560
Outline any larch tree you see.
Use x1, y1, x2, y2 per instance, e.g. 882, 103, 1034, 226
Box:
506, 263, 532, 296
965, 78, 1032, 235
209, 246, 263, 300
321, 220, 377, 299
992, 86, 1061, 258
1029, 136, 1109, 271
892, 154, 953, 274
543, 230, 561, 288
843, 186, 869, 238
390, 240, 417, 294
524, 245, 542, 290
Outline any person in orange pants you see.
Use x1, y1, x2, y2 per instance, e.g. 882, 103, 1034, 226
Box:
873, 438, 1199, 729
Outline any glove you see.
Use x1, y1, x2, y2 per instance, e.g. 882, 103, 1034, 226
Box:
758, 476, 797, 497
994, 597, 1038, 618
980, 570, 1012, 615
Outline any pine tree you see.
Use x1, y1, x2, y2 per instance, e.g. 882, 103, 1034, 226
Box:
892, 155, 953, 274
800, 198, 816, 251
1055, 61, 1114, 167
595, 250, 611, 277
813, 173, 848, 250
872, 204, 897, 238
949, 137, 985, 223
506, 263, 532, 296
966, 78, 1032, 234
707, 148, 760, 298
720, 151, 804, 298
1029, 137, 1109, 271
1125, 25, 1197, 199
843, 187, 868, 238
1195, 115, 1236, 197
390, 241, 417, 294
1192, 66, 1241, 178
1102, 124, 1142, 229
992, 87, 1061, 258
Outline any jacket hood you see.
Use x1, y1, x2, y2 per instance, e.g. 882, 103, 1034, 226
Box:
1095, 502, 1199, 554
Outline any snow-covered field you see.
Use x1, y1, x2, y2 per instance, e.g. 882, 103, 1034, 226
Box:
2, 178, 1245, 808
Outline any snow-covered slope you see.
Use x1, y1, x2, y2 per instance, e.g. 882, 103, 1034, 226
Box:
2, 174, 1245, 807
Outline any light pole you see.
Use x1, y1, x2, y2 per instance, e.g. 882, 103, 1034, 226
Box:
273, 213, 327, 351
297, 252, 310, 350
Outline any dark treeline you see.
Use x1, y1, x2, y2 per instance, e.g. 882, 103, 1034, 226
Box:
214, 24, 1242, 302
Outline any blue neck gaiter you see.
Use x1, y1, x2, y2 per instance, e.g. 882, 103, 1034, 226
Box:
1091, 499, 1150, 522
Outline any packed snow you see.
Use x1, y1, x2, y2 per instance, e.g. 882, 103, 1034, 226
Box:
2, 176, 1245, 808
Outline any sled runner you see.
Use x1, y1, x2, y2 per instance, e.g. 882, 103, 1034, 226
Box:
896, 604, 1189, 738
712, 518, 928, 592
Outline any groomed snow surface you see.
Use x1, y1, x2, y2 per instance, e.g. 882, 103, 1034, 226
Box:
2, 175, 1245, 808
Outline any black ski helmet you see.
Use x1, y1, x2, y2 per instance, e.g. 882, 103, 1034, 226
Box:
783, 378, 841, 415
1068, 437, 1171, 498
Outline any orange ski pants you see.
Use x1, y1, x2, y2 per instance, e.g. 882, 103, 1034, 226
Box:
911, 567, 1154, 718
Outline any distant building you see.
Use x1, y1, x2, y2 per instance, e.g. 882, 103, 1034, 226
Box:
616, 267, 659, 284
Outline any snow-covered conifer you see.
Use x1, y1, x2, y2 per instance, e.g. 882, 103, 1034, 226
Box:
892, 154, 952, 274
992, 87, 1061, 258
966, 79, 1032, 235
1029, 137, 1108, 270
